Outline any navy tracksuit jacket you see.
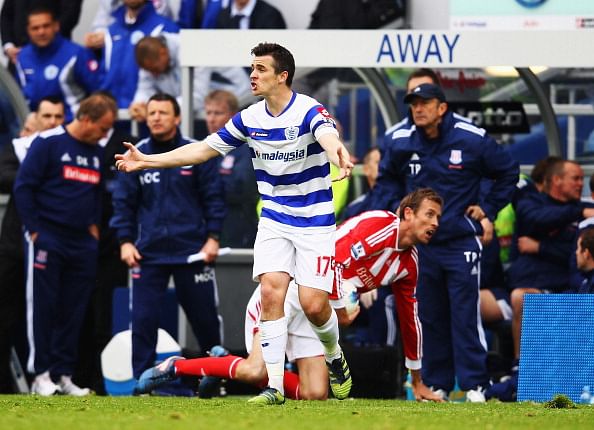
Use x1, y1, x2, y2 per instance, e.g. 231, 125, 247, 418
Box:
577, 270, 594, 294
110, 131, 226, 378
368, 110, 519, 391
508, 189, 586, 293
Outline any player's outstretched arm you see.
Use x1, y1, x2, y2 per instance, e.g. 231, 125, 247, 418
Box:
318, 134, 354, 182
115, 141, 220, 172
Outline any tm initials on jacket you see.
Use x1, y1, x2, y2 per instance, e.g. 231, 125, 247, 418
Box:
110, 132, 226, 264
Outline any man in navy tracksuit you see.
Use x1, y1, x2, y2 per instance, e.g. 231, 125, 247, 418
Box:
506, 160, 594, 372
110, 93, 225, 381
369, 84, 519, 401
13, 94, 117, 396
16, 7, 101, 121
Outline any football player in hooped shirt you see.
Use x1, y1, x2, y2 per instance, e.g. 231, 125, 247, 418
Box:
116, 42, 354, 405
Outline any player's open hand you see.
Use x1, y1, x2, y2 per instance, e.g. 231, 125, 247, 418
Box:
115, 142, 147, 172
332, 146, 354, 182
335, 306, 360, 327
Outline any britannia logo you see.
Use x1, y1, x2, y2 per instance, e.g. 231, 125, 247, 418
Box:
284, 126, 299, 140
449, 149, 462, 165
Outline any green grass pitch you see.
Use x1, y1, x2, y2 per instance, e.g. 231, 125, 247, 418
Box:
2, 395, 594, 430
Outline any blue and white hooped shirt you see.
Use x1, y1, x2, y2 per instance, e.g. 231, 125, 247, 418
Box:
205, 92, 338, 233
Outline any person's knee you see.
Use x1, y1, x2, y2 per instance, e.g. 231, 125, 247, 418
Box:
298, 384, 328, 400
259, 286, 283, 310
300, 298, 326, 317
299, 287, 330, 319
510, 289, 525, 311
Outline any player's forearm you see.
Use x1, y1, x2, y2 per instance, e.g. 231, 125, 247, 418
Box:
318, 133, 348, 167
144, 141, 218, 168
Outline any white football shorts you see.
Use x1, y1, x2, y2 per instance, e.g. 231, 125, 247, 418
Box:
245, 282, 324, 362
252, 221, 335, 292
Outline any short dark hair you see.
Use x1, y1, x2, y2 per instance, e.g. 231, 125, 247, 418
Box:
531, 155, 563, 185
135, 36, 167, 65
543, 159, 579, 193
398, 188, 443, 220
76, 93, 117, 121
38, 95, 64, 107
362, 147, 380, 164
579, 228, 594, 257
251, 42, 295, 87
407, 68, 440, 87
147, 93, 180, 117
27, 6, 56, 21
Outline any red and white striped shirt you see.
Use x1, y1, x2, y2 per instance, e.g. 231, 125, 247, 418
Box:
332, 210, 422, 369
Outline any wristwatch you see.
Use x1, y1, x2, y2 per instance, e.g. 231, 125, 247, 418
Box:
207, 232, 220, 241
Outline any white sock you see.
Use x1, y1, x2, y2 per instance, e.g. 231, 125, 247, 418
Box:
309, 310, 341, 362
259, 317, 288, 395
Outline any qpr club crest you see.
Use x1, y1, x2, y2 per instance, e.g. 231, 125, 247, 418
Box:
449, 149, 462, 165
284, 126, 299, 141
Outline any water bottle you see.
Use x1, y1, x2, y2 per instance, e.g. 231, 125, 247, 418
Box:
580, 385, 591, 404
404, 372, 414, 400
